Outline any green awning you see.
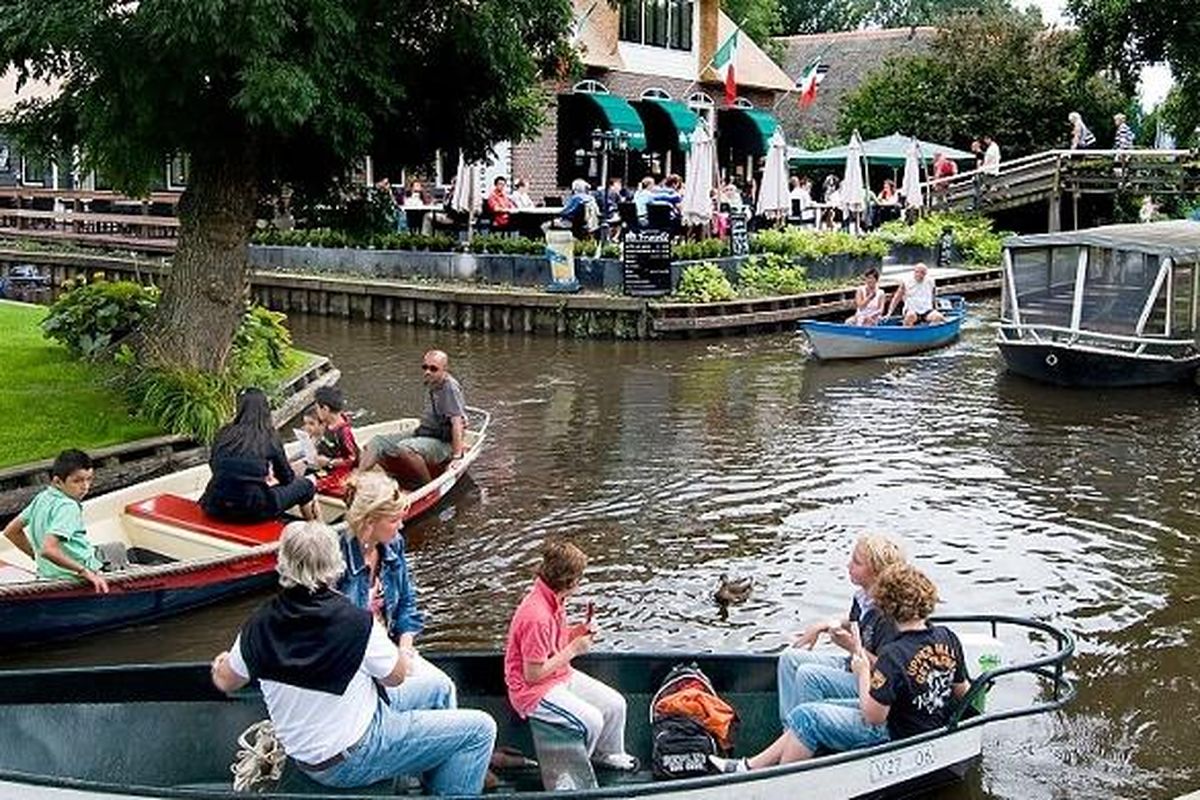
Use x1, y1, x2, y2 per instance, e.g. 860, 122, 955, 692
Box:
635, 98, 701, 151
788, 133, 976, 168
579, 93, 648, 151
717, 107, 779, 157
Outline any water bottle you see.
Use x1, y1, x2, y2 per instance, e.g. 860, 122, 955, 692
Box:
972, 652, 1002, 713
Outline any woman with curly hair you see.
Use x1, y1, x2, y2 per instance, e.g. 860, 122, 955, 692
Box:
711, 563, 970, 772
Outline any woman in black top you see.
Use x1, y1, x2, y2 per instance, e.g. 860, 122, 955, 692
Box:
201, 389, 317, 522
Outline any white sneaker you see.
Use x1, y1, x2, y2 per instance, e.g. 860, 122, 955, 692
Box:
707, 754, 749, 774
592, 752, 640, 771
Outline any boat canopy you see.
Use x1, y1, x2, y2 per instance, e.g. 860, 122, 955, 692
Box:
1003, 221, 1200, 339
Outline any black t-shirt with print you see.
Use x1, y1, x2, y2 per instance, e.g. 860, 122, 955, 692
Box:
868, 625, 967, 741
849, 595, 898, 656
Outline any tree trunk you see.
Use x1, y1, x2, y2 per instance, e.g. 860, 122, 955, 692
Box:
144, 144, 259, 373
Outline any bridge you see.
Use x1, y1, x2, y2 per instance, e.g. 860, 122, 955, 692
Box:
929, 148, 1200, 231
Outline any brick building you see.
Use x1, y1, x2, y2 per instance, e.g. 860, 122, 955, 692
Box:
509, 0, 795, 200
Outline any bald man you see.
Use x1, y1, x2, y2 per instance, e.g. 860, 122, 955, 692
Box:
362, 350, 467, 486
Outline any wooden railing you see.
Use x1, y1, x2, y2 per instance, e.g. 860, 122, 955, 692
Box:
0, 185, 182, 248
925, 148, 1200, 228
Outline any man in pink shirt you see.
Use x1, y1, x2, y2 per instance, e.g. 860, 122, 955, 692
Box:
504, 539, 637, 771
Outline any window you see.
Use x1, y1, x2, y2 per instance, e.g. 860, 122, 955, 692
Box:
641, 88, 671, 101
619, 0, 693, 50
21, 155, 46, 186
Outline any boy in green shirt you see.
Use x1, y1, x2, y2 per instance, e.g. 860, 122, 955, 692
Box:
2, 449, 108, 593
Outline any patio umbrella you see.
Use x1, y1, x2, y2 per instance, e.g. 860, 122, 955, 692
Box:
450, 152, 480, 242
756, 130, 790, 218
841, 130, 867, 217
682, 122, 716, 226
901, 137, 924, 210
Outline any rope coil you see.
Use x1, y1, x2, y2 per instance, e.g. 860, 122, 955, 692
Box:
231, 719, 286, 793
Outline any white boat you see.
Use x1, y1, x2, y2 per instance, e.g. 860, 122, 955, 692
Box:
0, 409, 490, 646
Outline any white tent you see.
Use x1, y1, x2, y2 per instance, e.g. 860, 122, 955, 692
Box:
901, 137, 924, 210
756, 130, 790, 218
681, 122, 716, 226
841, 130, 867, 215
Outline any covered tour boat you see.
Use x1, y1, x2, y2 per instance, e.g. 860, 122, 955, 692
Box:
997, 221, 1200, 387
0, 409, 490, 647
799, 296, 967, 360
0, 615, 1073, 799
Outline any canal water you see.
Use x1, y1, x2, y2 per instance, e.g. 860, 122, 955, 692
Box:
7, 303, 1200, 799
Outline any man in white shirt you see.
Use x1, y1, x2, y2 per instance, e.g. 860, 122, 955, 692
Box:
211, 521, 496, 795
887, 262, 944, 326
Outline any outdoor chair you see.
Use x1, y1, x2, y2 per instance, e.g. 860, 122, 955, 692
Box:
617, 201, 640, 233
646, 203, 676, 234
543, 195, 563, 208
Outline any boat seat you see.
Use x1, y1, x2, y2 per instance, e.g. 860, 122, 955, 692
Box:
124, 494, 285, 547
0, 559, 35, 585
528, 717, 598, 791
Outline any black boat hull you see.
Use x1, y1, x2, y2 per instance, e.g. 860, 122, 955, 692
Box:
999, 341, 1200, 387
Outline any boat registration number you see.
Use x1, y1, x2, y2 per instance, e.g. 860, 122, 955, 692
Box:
868, 743, 937, 784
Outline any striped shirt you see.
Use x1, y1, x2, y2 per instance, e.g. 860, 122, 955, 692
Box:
1115, 123, 1135, 150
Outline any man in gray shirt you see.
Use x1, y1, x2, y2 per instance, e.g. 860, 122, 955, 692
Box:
362, 350, 466, 486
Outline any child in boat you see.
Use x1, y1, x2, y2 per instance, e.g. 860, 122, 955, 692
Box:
0, 449, 108, 593
289, 405, 327, 478
503, 539, 638, 772
310, 386, 358, 498
776, 533, 904, 725
711, 563, 969, 772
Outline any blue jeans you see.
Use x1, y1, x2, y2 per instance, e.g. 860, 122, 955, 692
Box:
786, 698, 888, 754
311, 672, 495, 796
777, 650, 855, 725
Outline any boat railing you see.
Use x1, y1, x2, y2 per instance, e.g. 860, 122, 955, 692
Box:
931, 613, 1076, 730
466, 405, 492, 437
996, 322, 1197, 350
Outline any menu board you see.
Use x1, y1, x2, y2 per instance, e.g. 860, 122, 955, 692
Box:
623, 231, 673, 297
730, 210, 750, 257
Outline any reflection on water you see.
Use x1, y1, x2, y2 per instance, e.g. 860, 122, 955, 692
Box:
6, 305, 1199, 799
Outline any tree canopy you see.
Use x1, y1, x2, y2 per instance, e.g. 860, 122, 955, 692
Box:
777, 0, 1014, 35
0, 0, 574, 372
1068, 0, 1200, 144
837, 10, 1130, 158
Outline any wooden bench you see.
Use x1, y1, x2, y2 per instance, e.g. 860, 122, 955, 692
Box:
124, 494, 285, 547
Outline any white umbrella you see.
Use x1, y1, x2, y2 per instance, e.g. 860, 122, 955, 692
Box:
756, 130, 790, 218
450, 151, 480, 241
901, 137, 924, 210
681, 122, 716, 226
841, 130, 867, 216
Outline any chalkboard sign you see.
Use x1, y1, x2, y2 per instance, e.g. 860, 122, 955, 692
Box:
730, 210, 750, 257
623, 231, 673, 297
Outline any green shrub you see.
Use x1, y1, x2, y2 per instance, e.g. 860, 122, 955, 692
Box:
877, 212, 1009, 266
41, 277, 160, 358
671, 262, 736, 303
751, 229, 888, 260
466, 234, 545, 255
370, 231, 459, 252
738, 253, 809, 297
599, 242, 622, 260
231, 305, 293, 380
122, 364, 237, 442
673, 238, 729, 262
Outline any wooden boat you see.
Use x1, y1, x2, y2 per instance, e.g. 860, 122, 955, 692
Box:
0, 614, 1073, 799
799, 296, 967, 360
0, 408, 490, 647
997, 221, 1200, 387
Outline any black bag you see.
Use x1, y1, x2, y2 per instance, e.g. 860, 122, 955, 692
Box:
651, 715, 716, 780
649, 663, 738, 780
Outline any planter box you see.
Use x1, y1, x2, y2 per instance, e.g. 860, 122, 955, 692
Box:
888, 244, 938, 267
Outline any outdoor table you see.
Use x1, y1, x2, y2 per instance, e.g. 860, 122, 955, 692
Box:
506, 207, 564, 239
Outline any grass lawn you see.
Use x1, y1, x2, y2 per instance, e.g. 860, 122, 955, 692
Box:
0, 300, 163, 469
0, 300, 319, 470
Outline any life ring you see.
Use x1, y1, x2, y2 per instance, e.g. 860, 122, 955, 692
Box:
1045, 353, 1058, 367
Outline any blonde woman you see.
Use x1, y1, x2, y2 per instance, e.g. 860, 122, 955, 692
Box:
776, 533, 906, 723
712, 563, 968, 771
335, 470, 456, 705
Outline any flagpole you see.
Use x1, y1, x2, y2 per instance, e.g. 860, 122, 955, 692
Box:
676, 15, 750, 103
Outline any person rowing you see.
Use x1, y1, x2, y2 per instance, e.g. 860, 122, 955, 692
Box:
887, 263, 945, 327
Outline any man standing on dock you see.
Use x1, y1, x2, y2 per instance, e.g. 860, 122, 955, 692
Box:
361, 350, 467, 487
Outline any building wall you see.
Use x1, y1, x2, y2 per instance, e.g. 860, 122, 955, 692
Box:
511, 71, 778, 196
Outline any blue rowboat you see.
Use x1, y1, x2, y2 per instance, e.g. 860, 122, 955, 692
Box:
799, 296, 967, 360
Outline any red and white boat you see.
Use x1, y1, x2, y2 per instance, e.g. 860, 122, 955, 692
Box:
0, 408, 490, 647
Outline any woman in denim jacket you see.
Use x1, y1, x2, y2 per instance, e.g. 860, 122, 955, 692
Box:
336, 470, 457, 706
